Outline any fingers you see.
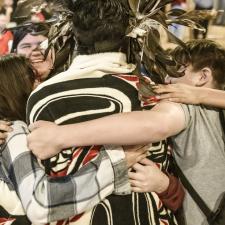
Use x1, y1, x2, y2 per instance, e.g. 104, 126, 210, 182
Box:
156, 93, 172, 100
129, 178, 142, 188
158, 94, 187, 103
28, 122, 39, 132
129, 171, 147, 193
139, 83, 182, 103
128, 171, 140, 180
151, 89, 186, 103
131, 159, 156, 173
28, 121, 45, 131
138, 158, 155, 166
135, 146, 149, 154
129, 159, 157, 178
152, 84, 178, 94
129, 154, 148, 168
130, 163, 145, 173
161, 97, 184, 103
156, 93, 180, 101
28, 120, 51, 131
123, 144, 145, 151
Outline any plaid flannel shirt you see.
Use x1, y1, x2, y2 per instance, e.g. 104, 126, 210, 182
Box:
0, 121, 130, 224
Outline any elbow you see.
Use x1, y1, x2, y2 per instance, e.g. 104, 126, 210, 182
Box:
153, 118, 175, 141
143, 123, 171, 143
157, 127, 172, 141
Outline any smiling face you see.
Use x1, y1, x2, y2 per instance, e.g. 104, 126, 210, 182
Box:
16, 33, 54, 81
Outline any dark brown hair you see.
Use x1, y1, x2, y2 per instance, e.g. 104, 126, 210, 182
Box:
0, 54, 35, 121
172, 39, 225, 89
72, 0, 129, 54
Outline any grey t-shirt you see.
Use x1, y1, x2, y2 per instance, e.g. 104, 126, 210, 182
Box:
195, 0, 213, 8
172, 104, 225, 225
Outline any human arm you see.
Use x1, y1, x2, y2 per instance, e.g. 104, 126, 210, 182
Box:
153, 84, 225, 109
129, 158, 184, 212
2, 122, 140, 224
27, 101, 186, 159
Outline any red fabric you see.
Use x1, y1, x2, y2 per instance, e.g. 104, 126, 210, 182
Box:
172, 0, 186, 5
0, 31, 13, 55
35, 12, 45, 22
157, 174, 185, 212
0, 217, 15, 224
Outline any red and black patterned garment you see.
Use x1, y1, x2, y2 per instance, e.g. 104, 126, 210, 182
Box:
27, 73, 178, 225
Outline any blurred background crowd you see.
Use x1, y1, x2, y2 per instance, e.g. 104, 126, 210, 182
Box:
165, 0, 225, 47
0, 0, 225, 55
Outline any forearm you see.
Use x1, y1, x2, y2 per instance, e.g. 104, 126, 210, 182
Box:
200, 88, 225, 109
58, 101, 185, 149
58, 111, 169, 148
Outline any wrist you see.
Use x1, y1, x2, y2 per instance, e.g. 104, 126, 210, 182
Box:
197, 88, 208, 105
156, 174, 170, 194
57, 125, 69, 149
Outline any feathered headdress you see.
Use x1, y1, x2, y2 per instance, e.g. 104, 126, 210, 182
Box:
121, 0, 222, 97
10, 0, 221, 93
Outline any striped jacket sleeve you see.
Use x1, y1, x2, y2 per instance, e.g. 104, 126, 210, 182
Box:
1, 121, 130, 224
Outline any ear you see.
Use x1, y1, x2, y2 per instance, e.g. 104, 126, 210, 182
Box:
195, 67, 212, 87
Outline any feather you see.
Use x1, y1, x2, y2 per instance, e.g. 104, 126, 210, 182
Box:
124, 0, 224, 98
12, 0, 223, 98
128, 0, 140, 14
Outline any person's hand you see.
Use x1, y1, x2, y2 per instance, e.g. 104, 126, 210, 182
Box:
0, 120, 13, 144
153, 84, 202, 105
129, 158, 169, 193
123, 145, 149, 168
27, 121, 62, 160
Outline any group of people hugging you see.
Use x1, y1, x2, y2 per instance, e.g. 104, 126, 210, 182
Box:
0, 1, 225, 225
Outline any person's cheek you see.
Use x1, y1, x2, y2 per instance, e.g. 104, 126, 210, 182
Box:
17, 49, 32, 58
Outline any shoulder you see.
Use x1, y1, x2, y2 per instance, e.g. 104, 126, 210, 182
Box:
152, 101, 185, 115
151, 101, 189, 132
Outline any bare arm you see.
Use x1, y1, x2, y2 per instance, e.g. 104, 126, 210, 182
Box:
28, 102, 186, 159
153, 84, 225, 109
